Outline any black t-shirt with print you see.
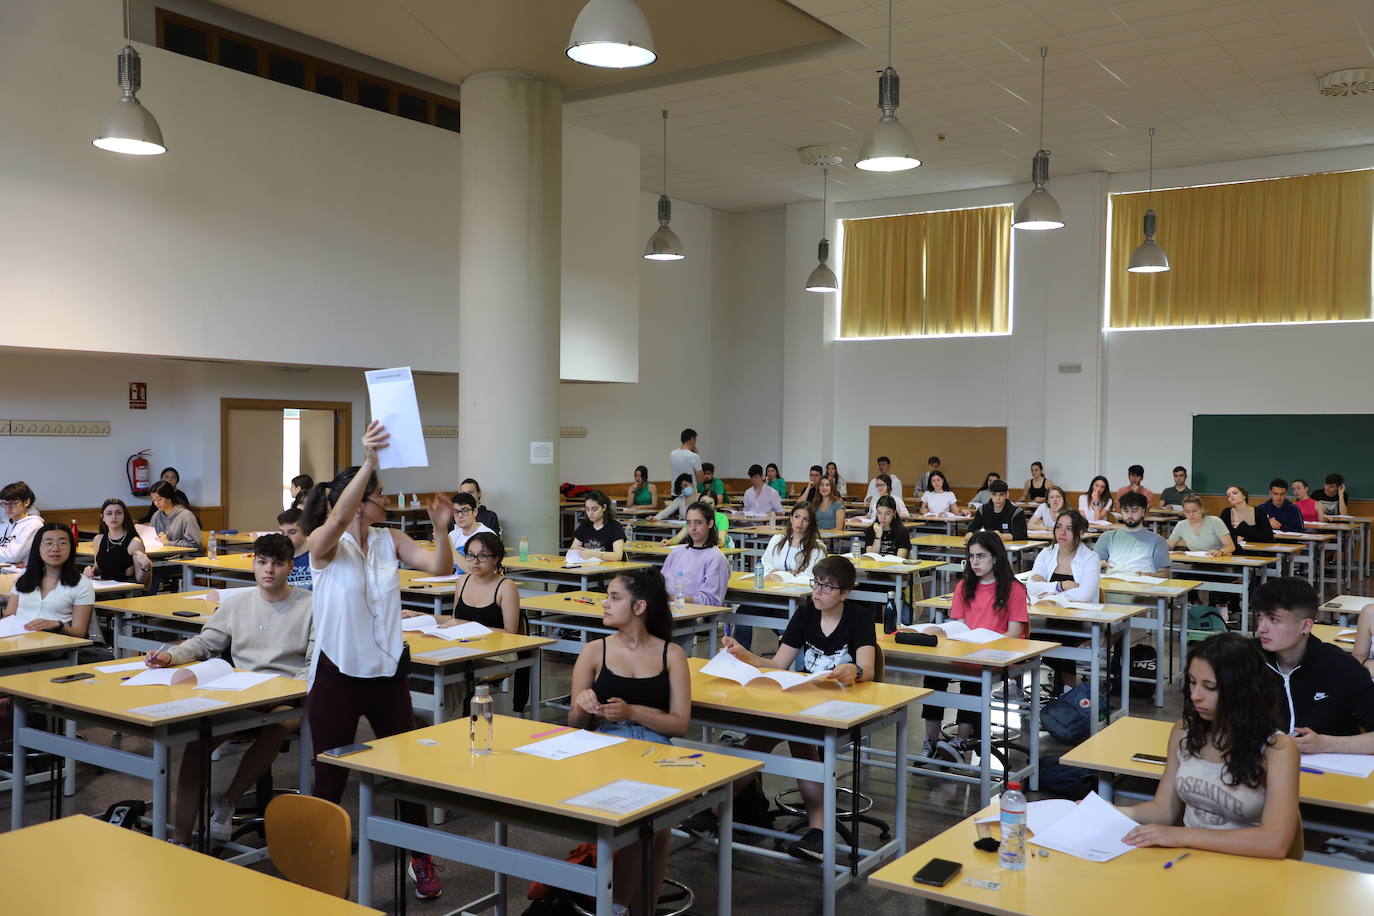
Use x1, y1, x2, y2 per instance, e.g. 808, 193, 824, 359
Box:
863, 523, 911, 556
573, 518, 626, 552
779, 600, 877, 674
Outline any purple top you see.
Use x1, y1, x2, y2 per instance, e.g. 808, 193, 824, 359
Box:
660, 543, 729, 607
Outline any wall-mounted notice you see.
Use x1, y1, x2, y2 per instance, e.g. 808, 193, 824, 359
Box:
129, 382, 147, 410
530, 441, 554, 464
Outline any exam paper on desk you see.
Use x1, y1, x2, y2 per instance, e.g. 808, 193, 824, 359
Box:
1028, 791, 1137, 862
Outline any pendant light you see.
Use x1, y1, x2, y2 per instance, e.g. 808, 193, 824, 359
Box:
565, 0, 657, 69
643, 110, 684, 261
1013, 47, 1063, 230
1128, 127, 1170, 273
805, 167, 838, 293
93, 0, 166, 155
855, 0, 920, 172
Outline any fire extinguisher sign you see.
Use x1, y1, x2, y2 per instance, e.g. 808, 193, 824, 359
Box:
129, 383, 148, 410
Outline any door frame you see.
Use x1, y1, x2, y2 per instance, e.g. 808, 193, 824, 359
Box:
220, 398, 352, 527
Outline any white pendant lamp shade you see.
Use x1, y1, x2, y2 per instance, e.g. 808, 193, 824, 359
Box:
805, 245, 839, 292
1128, 210, 1170, 273
857, 106, 921, 172
565, 0, 657, 69
93, 45, 166, 155
644, 196, 685, 260
1014, 152, 1063, 230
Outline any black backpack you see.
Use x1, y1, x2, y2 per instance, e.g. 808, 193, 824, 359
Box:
1110, 642, 1159, 700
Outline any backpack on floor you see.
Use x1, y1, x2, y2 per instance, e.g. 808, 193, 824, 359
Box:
1187, 604, 1229, 642
1041, 682, 1106, 745
1037, 756, 1095, 800
1110, 643, 1159, 700
99, 799, 147, 830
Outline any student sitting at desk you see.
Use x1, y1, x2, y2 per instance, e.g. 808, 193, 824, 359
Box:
863, 496, 911, 559
654, 474, 696, 522
1021, 461, 1052, 504
276, 508, 313, 590
1029, 486, 1068, 530
812, 476, 846, 530
796, 465, 824, 504
627, 465, 658, 510
458, 478, 501, 535
914, 456, 941, 498
570, 490, 627, 562
730, 504, 829, 652
1115, 464, 1155, 504
0, 481, 43, 565
918, 470, 959, 517
764, 463, 787, 501
148, 480, 201, 548
1257, 478, 1305, 533
1255, 577, 1374, 755
1159, 466, 1194, 509
1167, 494, 1235, 557
966, 480, 1026, 541
1078, 476, 1114, 524
709, 556, 876, 861
570, 569, 691, 916
139, 468, 190, 523
740, 464, 784, 518
859, 473, 910, 521
84, 498, 150, 586
698, 462, 728, 505
1095, 491, 1170, 577
1028, 508, 1101, 694
4, 523, 102, 650
663, 489, 730, 547
1314, 473, 1348, 517
1291, 479, 1327, 524
824, 461, 847, 499
449, 492, 496, 572
145, 533, 314, 847
1117, 632, 1299, 858
969, 472, 1002, 509
1220, 484, 1274, 554
864, 456, 903, 503
660, 502, 729, 607
923, 532, 1027, 762
288, 474, 314, 511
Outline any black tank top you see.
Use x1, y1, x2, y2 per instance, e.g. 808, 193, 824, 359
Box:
1027, 482, 1048, 500
455, 576, 510, 630
593, 638, 671, 711
95, 532, 134, 581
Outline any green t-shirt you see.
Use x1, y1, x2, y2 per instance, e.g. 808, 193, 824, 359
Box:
631, 485, 653, 506
699, 478, 726, 498
1159, 486, 1194, 507
767, 478, 788, 499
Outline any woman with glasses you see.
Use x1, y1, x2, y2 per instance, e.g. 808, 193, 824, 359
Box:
0, 481, 44, 565
448, 492, 495, 574
298, 420, 455, 900
569, 490, 626, 562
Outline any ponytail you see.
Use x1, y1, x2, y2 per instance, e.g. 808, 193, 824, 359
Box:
299, 466, 377, 534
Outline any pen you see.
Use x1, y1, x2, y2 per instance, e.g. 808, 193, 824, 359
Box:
641, 747, 654, 757
1162, 852, 1190, 869
146, 644, 168, 666
1300, 766, 1325, 775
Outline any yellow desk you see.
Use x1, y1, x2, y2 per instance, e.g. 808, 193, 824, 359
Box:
1166, 550, 1277, 634
404, 629, 552, 723
623, 539, 746, 572
75, 543, 196, 585
520, 589, 731, 659
910, 534, 1040, 570
171, 555, 452, 612
1305, 521, 1359, 592
95, 589, 222, 657
1063, 716, 1374, 850
1100, 575, 1203, 708
1320, 593, 1374, 624
684, 657, 928, 916
868, 803, 1373, 916
1313, 623, 1357, 652
327, 713, 759, 913
723, 570, 813, 638
501, 553, 652, 591
3, 815, 379, 914
0, 631, 93, 798
1, 573, 144, 601
1269, 530, 1335, 592
1, 658, 309, 842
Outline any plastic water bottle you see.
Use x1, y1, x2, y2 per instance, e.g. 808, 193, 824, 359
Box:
767, 510, 776, 529
207, 530, 219, 558
850, 537, 862, 559
518, 536, 529, 562
397, 492, 405, 509
674, 571, 687, 610
469, 684, 493, 754
1000, 781, 1027, 870
754, 561, 766, 589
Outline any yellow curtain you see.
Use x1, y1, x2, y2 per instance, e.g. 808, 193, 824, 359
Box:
1109, 170, 1374, 328
840, 204, 1011, 338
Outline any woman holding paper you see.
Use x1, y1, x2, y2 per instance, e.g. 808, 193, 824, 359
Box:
1117, 632, 1299, 858
299, 419, 454, 900
569, 569, 690, 916
84, 498, 150, 585
922, 532, 1027, 761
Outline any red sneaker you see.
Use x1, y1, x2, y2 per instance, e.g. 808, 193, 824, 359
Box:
407, 854, 442, 900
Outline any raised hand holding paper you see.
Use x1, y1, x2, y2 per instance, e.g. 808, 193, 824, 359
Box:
364, 366, 428, 469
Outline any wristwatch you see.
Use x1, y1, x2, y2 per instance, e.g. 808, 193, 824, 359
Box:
854, 664, 865, 682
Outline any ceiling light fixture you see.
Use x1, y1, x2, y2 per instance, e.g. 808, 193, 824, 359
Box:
855, 0, 920, 172
565, 0, 657, 69
93, 0, 166, 155
1128, 127, 1170, 273
644, 110, 684, 261
1013, 47, 1063, 230
805, 163, 839, 293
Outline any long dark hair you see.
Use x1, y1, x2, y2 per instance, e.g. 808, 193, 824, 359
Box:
632, 465, 650, 498
874, 495, 907, 538
980, 472, 1001, 492
927, 470, 949, 493
1055, 508, 1088, 550
97, 498, 132, 536
1182, 632, 1279, 789
583, 489, 616, 524
290, 474, 315, 508
299, 466, 379, 534
958, 531, 1015, 614
618, 569, 672, 641
149, 480, 189, 509
672, 473, 693, 498
15, 523, 82, 592
1086, 475, 1112, 506
780, 503, 825, 574
684, 501, 718, 549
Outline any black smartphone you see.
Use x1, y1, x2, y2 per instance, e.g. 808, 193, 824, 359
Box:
1131, 752, 1167, 765
51, 672, 95, 683
913, 858, 962, 887
173, 610, 201, 617
321, 742, 373, 758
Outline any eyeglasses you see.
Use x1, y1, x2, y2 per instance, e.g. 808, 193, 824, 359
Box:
454, 506, 474, 516
467, 552, 493, 563
0, 500, 21, 508
810, 579, 841, 594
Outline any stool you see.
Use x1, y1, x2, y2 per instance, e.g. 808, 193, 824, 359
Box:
772, 786, 891, 843
571, 878, 694, 916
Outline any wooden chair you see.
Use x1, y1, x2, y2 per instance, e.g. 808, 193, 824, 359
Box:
265, 794, 352, 899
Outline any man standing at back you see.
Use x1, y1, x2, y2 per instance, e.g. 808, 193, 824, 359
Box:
671, 428, 703, 490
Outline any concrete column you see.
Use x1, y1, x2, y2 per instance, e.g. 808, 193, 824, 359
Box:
458, 72, 562, 553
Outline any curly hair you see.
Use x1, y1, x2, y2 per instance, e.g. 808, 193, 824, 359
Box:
1181, 632, 1280, 789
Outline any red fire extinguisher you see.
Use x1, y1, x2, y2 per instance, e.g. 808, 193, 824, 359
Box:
128, 450, 152, 497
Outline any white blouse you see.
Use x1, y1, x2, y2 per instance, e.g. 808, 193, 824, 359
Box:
309, 527, 403, 684
1030, 503, 1056, 528
760, 534, 824, 578
1029, 543, 1102, 603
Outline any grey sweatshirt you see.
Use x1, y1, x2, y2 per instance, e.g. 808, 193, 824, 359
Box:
168, 586, 315, 679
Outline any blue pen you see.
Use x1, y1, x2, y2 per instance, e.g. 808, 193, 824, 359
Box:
677, 753, 703, 760
1162, 852, 1190, 869
1300, 766, 1325, 775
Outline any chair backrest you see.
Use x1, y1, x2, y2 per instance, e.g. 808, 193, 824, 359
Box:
266, 794, 352, 898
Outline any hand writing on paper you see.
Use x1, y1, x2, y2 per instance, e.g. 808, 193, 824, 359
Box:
361, 420, 389, 465
598, 698, 631, 722
825, 663, 858, 687
1291, 727, 1327, 754
1121, 824, 1184, 848
572, 688, 602, 716
145, 651, 172, 668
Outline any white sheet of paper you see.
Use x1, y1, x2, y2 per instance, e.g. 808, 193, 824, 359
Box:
89, 579, 138, 592
563, 779, 679, 815
195, 671, 279, 692
95, 660, 149, 673
515, 729, 626, 761
401, 615, 439, 632
1183, 550, 1214, 558
127, 697, 230, 718
699, 649, 828, 689
530, 441, 554, 464
801, 700, 881, 720
1028, 791, 1137, 862
0, 616, 28, 637
1014, 571, 1035, 583
134, 524, 165, 550
365, 366, 429, 470
1301, 753, 1374, 778
862, 552, 906, 563
1060, 601, 1107, 612
977, 798, 1078, 837
414, 646, 482, 661
123, 657, 233, 687
411, 574, 463, 584
1335, 629, 1357, 641
961, 649, 1021, 664
431, 621, 492, 640
1110, 573, 1165, 584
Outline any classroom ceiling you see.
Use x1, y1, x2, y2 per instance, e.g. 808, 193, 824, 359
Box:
215, 0, 1374, 213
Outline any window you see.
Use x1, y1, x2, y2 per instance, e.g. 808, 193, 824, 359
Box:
1107, 169, 1374, 329
839, 204, 1012, 338
155, 9, 459, 133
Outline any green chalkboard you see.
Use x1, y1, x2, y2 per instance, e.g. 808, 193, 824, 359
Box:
1191, 414, 1371, 496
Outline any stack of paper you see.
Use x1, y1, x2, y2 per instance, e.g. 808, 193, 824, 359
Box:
1183, 550, 1215, 558
1028, 792, 1137, 862
563, 550, 603, 566
402, 617, 493, 641
862, 552, 908, 564
0, 616, 30, 638
700, 649, 829, 690
899, 620, 1005, 644
123, 658, 278, 692
411, 574, 462, 584
1109, 572, 1166, 584
1301, 753, 1374, 778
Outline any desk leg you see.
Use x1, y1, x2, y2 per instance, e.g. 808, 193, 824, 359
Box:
1240, 567, 1251, 635
1029, 663, 1041, 791
979, 668, 993, 808
151, 736, 169, 841
894, 708, 909, 853
1097, 774, 1116, 802
1119, 625, 1131, 720
821, 730, 838, 916
494, 821, 508, 916
297, 716, 312, 795
595, 827, 614, 916
717, 784, 735, 916
11, 703, 26, 831
531, 652, 543, 723
181, 565, 193, 591
1088, 623, 1102, 735
358, 774, 375, 907
1154, 598, 1166, 708
63, 717, 77, 796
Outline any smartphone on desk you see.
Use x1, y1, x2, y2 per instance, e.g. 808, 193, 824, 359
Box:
913, 858, 962, 887
321, 742, 373, 758
1131, 752, 1167, 765
51, 672, 95, 683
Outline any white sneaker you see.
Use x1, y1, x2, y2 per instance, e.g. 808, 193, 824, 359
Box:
208, 797, 236, 842
612, 905, 630, 916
